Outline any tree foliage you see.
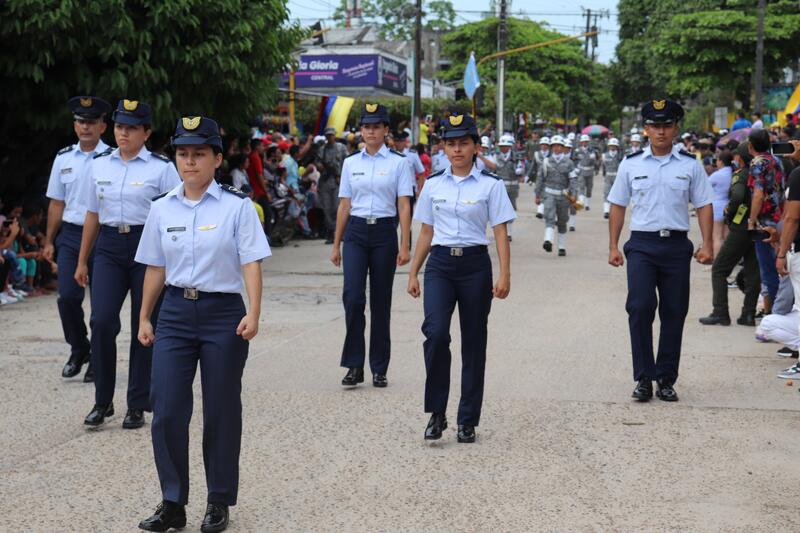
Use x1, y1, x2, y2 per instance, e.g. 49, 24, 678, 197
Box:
0, 0, 304, 195
332, 0, 455, 40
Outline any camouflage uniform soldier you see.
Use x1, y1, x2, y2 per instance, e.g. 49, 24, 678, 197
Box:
535, 135, 579, 256
495, 134, 524, 241
576, 134, 598, 210
602, 137, 622, 219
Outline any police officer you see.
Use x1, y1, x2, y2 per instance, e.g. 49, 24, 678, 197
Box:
608, 99, 713, 402
135, 116, 270, 533
576, 134, 598, 210
529, 137, 550, 218
330, 103, 414, 388
407, 114, 515, 443
535, 135, 579, 256
43, 96, 111, 382
601, 138, 622, 219
495, 134, 523, 241
75, 99, 181, 429
319, 127, 348, 244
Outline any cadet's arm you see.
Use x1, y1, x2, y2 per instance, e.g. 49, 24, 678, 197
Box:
492, 224, 511, 299
45, 200, 65, 248
140, 266, 166, 323
407, 224, 434, 298
397, 196, 411, 256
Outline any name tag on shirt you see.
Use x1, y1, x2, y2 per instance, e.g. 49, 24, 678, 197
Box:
197, 224, 217, 231
352, 172, 365, 176
97, 180, 112, 185
432, 198, 447, 203
167, 227, 186, 232
633, 176, 648, 180
60, 168, 73, 175
675, 175, 689, 180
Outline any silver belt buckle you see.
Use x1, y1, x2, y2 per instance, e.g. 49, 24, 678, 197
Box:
118, 224, 131, 234
183, 288, 198, 300
450, 247, 464, 257
659, 229, 671, 238
366, 217, 377, 225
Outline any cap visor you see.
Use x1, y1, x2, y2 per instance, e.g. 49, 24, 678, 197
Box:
442, 129, 473, 139
359, 117, 386, 124
113, 112, 147, 126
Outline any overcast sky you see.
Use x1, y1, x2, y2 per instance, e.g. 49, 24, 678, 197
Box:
286, 0, 620, 63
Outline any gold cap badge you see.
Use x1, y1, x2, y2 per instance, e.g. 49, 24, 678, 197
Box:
652, 99, 666, 110
449, 115, 464, 126
365, 103, 378, 113
80, 98, 92, 108
182, 116, 201, 130
123, 99, 139, 111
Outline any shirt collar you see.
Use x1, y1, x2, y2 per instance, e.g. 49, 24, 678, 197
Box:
168, 181, 222, 202
641, 145, 677, 161
362, 144, 389, 159
76, 139, 109, 156
111, 145, 151, 162
444, 164, 480, 182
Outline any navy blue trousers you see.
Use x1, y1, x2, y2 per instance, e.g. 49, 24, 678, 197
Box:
623, 231, 693, 384
151, 287, 248, 506
55, 222, 93, 358
422, 246, 493, 426
340, 217, 398, 375
91, 226, 159, 409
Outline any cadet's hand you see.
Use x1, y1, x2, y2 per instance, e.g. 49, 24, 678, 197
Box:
236, 313, 259, 340
407, 274, 420, 298
43, 242, 55, 262
397, 247, 410, 266
777, 256, 789, 277
608, 248, 624, 267
74, 262, 89, 288
493, 273, 510, 299
695, 245, 713, 264
138, 319, 155, 347
330, 245, 341, 267
534, 196, 541, 205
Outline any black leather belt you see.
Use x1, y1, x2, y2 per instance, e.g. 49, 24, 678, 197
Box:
431, 245, 488, 257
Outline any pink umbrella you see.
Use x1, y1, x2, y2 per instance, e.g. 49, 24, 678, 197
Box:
582, 124, 609, 136
717, 128, 751, 148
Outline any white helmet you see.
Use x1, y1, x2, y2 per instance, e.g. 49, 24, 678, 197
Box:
565, 139, 573, 148
579, 134, 591, 143
539, 136, 551, 145
498, 134, 515, 147
630, 127, 639, 134
631, 134, 642, 143
608, 138, 620, 147
720, 128, 729, 135
550, 135, 565, 146
567, 132, 576, 140
480, 136, 491, 148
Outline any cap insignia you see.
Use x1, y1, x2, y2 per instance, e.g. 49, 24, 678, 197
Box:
182, 116, 201, 130
449, 115, 464, 126
123, 99, 139, 111
80, 98, 92, 108
365, 103, 378, 113
652, 100, 666, 110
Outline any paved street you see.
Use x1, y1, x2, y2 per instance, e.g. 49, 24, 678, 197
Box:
2, 183, 798, 532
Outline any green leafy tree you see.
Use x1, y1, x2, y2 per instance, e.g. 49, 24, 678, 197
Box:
482, 72, 561, 118
0, 0, 304, 194
332, 0, 455, 40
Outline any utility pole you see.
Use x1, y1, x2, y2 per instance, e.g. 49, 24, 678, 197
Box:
583, 8, 591, 57
412, 0, 422, 143
754, 0, 765, 113
497, 0, 508, 134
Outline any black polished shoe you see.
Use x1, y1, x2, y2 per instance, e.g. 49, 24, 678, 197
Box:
139, 500, 186, 532
603, 212, 609, 219
457, 425, 476, 443
122, 409, 145, 429
631, 379, 653, 401
698, 313, 731, 326
543, 241, 553, 253
584, 205, 590, 211
62, 352, 90, 378
424, 413, 447, 440
737, 312, 756, 326
83, 362, 95, 382
535, 212, 543, 219
341, 367, 364, 387
84, 403, 114, 427
656, 381, 679, 402
201, 503, 230, 533
558, 249, 566, 257
372, 373, 387, 388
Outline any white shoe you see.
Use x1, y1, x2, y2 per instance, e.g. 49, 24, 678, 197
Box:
6, 288, 24, 300
0, 292, 17, 305
777, 363, 800, 379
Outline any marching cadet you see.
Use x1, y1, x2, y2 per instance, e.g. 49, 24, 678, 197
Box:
530, 137, 550, 218
135, 116, 270, 533
608, 99, 713, 402
43, 96, 111, 382
319, 127, 348, 244
601, 138, 622, 219
330, 103, 414, 388
495, 134, 523, 241
576, 134, 598, 210
75, 99, 181, 429
535, 136, 580, 256
627, 133, 643, 155
407, 113, 514, 443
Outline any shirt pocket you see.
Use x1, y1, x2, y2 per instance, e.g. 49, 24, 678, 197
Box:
431, 196, 452, 223
630, 178, 654, 204
59, 169, 77, 184
667, 176, 690, 205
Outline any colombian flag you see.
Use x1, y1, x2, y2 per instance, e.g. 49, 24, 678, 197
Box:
314, 95, 355, 136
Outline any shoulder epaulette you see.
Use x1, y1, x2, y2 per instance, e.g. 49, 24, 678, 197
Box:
678, 149, 695, 158
151, 192, 169, 202
389, 149, 406, 157
93, 147, 113, 159
57, 145, 74, 156
427, 169, 446, 180
151, 152, 171, 163
221, 184, 248, 199
625, 150, 644, 159
480, 169, 500, 180
345, 151, 360, 159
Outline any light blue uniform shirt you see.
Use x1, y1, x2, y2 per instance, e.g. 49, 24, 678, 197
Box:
45, 140, 110, 225
415, 165, 516, 247
431, 150, 449, 173
403, 147, 425, 175
135, 182, 271, 294
608, 145, 713, 232
85, 147, 181, 226
338, 144, 414, 218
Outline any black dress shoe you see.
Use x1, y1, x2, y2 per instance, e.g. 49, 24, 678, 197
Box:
737, 312, 756, 326
201, 503, 229, 533
372, 373, 387, 387
457, 425, 476, 443
603, 212, 609, 219
543, 241, 552, 253
83, 363, 95, 382
123, 409, 145, 429
424, 413, 447, 440
698, 313, 731, 326
84, 403, 114, 427
62, 352, 90, 378
139, 500, 186, 532
535, 212, 543, 219
558, 249, 566, 257
584, 205, 590, 211
656, 381, 679, 402
631, 379, 653, 401
341, 367, 364, 386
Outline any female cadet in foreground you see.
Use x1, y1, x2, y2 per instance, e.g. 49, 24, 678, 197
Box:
407, 114, 515, 443
135, 116, 270, 533
330, 103, 414, 388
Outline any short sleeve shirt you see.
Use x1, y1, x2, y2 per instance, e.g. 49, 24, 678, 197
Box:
747, 153, 785, 225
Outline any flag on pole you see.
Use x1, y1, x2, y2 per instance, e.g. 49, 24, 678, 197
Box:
463, 51, 480, 100
326, 96, 355, 136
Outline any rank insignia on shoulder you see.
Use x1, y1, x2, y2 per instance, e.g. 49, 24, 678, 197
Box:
57, 145, 74, 156
94, 147, 113, 159
151, 191, 169, 201
151, 152, 171, 163
345, 151, 360, 158
221, 184, 248, 198
678, 149, 695, 158
480, 169, 500, 179
626, 150, 644, 159
427, 169, 446, 180
389, 149, 406, 157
